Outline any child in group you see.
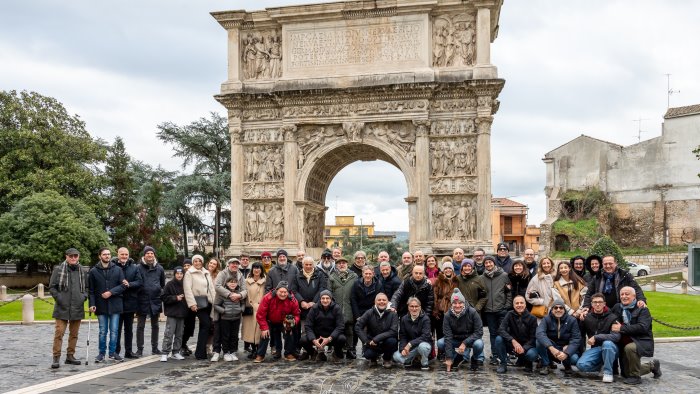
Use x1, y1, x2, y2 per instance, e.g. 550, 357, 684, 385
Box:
214, 276, 245, 361
160, 267, 188, 362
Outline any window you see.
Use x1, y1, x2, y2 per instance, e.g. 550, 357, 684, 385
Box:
504, 217, 512, 234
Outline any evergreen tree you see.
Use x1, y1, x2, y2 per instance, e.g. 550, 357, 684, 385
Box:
105, 137, 139, 249
589, 235, 627, 268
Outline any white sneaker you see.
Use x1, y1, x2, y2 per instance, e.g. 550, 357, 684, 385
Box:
172, 353, 185, 360
230, 353, 239, 361
602, 374, 613, 383
160, 355, 168, 362
223, 353, 233, 362
210, 352, 220, 362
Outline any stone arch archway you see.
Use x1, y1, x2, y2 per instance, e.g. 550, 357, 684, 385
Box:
213, 0, 505, 257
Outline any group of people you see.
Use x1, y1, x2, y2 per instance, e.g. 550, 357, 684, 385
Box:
49, 243, 662, 385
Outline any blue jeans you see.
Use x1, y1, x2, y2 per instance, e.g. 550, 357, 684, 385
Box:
393, 342, 432, 366
576, 340, 618, 375
437, 337, 484, 362
97, 313, 120, 355
494, 335, 538, 365
536, 340, 580, 367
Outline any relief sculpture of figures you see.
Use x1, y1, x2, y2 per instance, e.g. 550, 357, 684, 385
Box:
241, 30, 282, 80
432, 198, 477, 240
430, 138, 476, 177
244, 202, 283, 242
432, 14, 476, 67
304, 211, 323, 247
244, 145, 284, 182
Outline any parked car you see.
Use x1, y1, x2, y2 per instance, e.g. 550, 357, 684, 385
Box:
626, 262, 651, 277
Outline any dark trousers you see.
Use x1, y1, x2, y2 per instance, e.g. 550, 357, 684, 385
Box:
136, 313, 160, 351
116, 311, 135, 355
431, 313, 444, 341
182, 310, 196, 347
193, 306, 212, 359
257, 323, 295, 357
362, 337, 398, 361
483, 310, 507, 354
219, 319, 241, 354
300, 335, 346, 357
211, 319, 221, 353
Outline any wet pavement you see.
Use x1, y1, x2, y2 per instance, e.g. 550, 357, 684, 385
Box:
1, 323, 699, 393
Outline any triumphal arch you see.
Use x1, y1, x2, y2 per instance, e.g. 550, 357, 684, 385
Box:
212, 0, 504, 257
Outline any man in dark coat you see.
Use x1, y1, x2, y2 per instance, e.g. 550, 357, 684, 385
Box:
440, 288, 484, 372
392, 297, 432, 370
88, 247, 126, 363
264, 249, 299, 292
390, 265, 434, 318
611, 286, 661, 385
576, 292, 621, 383
536, 299, 582, 374
495, 242, 513, 274
482, 255, 513, 366
299, 290, 345, 361
494, 295, 538, 374
113, 247, 143, 358
136, 246, 165, 356
375, 262, 401, 301
355, 293, 399, 368
582, 255, 646, 313
290, 256, 327, 353
49, 248, 89, 369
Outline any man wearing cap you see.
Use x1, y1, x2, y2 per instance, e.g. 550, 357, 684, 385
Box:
536, 299, 582, 375
260, 251, 273, 274
456, 259, 487, 314
49, 248, 89, 369
136, 245, 166, 357
440, 289, 484, 372
265, 249, 299, 293
495, 242, 513, 274
316, 249, 336, 278
433, 261, 459, 360
112, 247, 143, 359
254, 281, 300, 362
299, 289, 346, 361
211, 258, 249, 361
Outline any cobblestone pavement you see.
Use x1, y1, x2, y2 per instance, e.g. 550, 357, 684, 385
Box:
2, 323, 699, 394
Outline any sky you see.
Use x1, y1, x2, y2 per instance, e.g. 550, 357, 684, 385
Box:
2, 0, 699, 232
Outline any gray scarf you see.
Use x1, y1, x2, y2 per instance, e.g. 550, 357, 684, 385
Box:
57, 260, 85, 293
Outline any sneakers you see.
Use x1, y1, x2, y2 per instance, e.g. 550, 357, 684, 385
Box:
223, 353, 233, 362
602, 374, 614, 383
160, 355, 168, 362
172, 352, 185, 360
497, 365, 507, 374
230, 353, 239, 361
253, 355, 264, 363
383, 360, 392, 369
95, 354, 105, 363
210, 352, 220, 362
109, 353, 124, 362
489, 355, 499, 366
651, 359, 662, 379
539, 367, 550, 375
421, 364, 430, 371
152, 348, 162, 355
65, 355, 81, 365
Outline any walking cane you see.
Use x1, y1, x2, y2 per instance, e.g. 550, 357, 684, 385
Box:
85, 312, 92, 365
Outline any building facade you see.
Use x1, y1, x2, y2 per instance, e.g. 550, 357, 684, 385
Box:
324, 216, 395, 249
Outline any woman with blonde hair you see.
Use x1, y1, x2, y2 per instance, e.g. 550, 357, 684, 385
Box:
184, 254, 215, 360
525, 257, 555, 322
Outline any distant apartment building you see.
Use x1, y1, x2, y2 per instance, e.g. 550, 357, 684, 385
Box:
324, 216, 395, 249
491, 197, 540, 254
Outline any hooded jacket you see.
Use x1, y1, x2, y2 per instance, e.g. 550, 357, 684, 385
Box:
264, 262, 299, 293
329, 270, 358, 324
536, 309, 582, 357
581, 307, 620, 347
443, 304, 483, 360
390, 277, 434, 316
304, 299, 344, 340
289, 267, 328, 319
112, 257, 143, 314
255, 290, 301, 330
399, 311, 432, 350
497, 309, 538, 352
375, 265, 402, 301
351, 277, 384, 319
161, 277, 188, 318
456, 270, 487, 312
88, 261, 126, 315
482, 266, 512, 313
137, 258, 165, 315
355, 306, 398, 345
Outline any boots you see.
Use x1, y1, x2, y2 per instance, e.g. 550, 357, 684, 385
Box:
65, 354, 81, 365
51, 356, 60, 369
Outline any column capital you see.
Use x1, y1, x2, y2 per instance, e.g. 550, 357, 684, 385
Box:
412, 120, 431, 137
475, 116, 493, 135
281, 124, 297, 141
230, 127, 242, 143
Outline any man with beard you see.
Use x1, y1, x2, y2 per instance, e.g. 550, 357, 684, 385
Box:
495, 242, 513, 274
136, 246, 165, 356
482, 255, 513, 366
265, 249, 299, 292
472, 248, 486, 275
317, 249, 336, 278
113, 247, 143, 359
391, 265, 434, 318
355, 293, 399, 368
581, 255, 646, 315
522, 248, 537, 277
536, 299, 582, 375
576, 292, 621, 383
88, 248, 126, 363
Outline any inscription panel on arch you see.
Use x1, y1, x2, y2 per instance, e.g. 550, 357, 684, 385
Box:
283, 14, 429, 78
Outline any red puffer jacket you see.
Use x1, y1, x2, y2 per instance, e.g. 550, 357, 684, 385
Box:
256, 290, 301, 331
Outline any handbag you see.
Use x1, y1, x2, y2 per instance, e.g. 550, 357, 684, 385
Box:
195, 295, 209, 309
243, 305, 254, 316
531, 304, 547, 318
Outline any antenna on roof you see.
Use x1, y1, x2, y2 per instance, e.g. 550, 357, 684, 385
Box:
665, 74, 680, 108
632, 117, 649, 143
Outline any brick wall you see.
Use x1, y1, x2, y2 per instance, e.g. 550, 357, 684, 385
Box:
623, 252, 686, 271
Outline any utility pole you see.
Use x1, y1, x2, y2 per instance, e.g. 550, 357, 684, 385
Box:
665, 74, 679, 108
359, 218, 363, 249
632, 117, 649, 143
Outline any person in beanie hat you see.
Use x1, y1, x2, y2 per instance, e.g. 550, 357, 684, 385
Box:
260, 251, 273, 273
433, 261, 459, 360
439, 289, 484, 372
254, 280, 300, 362
482, 254, 513, 366
535, 299, 582, 375
135, 245, 165, 356
160, 267, 188, 361
299, 289, 346, 361
264, 249, 298, 293
180, 258, 196, 356
495, 243, 513, 274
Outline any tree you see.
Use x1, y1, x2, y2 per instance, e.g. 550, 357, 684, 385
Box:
162, 175, 207, 258
0, 191, 110, 273
589, 235, 627, 269
157, 112, 231, 257
105, 137, 139, 249
0, 90, 106, 215
694, 146, 700, 178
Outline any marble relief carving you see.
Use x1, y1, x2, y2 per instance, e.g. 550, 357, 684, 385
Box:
244, 145, 284, 182
244, 201, 284, 242
429, 119, 476, 136
304, 210, 324, 248
432, 14, 476, 67
430, 138, 476, 177
243, 182, 284, 199
432, 196, 477, 240
243, 128, 284, 144
241, 30, 282, 80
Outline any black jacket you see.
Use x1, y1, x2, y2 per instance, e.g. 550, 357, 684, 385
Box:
611, 303, 654, 357
583, 268, 645, 309
508, 273, 531, 301
304, 301, 344, 341
289, 268, 328, 319
497, 309, 538, 352
161, 278, 189, 318
375, 265, 402, 301
390, 277, 434, 317
398, 311, 432, 350
536, 311, 582, 357
88, 262, 126, 315
495, 255, 513, 274
112, 257, 143, 314
581, 308, 620, 347
265, 263, 299, 293
355, 307, 399, 345
443, 306, 483, 360
137, 259, 166, 315
351, 277, 384, 319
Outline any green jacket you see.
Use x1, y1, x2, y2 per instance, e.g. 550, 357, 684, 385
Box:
456, 271, 487, 312
329, 270, 358, 323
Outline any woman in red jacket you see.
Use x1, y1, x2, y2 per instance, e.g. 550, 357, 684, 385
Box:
253, 281, 300, 363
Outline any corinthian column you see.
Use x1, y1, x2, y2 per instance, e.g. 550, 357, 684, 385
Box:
413, 120, 431, 244
282, 124, 299, 245
230, 123, 244, 245
475, 114, 493, 244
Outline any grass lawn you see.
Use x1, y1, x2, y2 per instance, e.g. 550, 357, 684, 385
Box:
636, 272, 685, 286
0, 298, 88, 321
646, 292, 700, 337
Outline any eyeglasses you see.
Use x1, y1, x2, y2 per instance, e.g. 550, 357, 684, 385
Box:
355, 257, 365, 260
498, 248, 507, 251
67, 254, 79, 258
592, 301, 605, 304
262, 257, 271, 260
551, 306, 565, 310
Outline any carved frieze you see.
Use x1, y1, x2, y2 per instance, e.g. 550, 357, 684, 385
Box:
283, 99, 428, 118
432, 196, 477, 240
244, 201, 284, 242
241, 30, 282, 80
431, 98, 477, 113
432, 13, 476, 68
429, 176, 477, 195
242, 108, 280, 121
429, 119, 476, 136
364, 122, 415, 154
242, 182, 284, 200
242, 128, 284, 144
430, 137, 476, 177
243, 145, 284, 182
